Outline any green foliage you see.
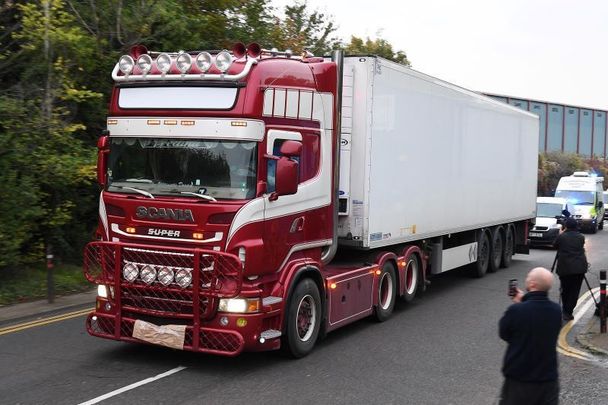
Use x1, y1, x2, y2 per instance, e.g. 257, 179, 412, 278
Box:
0, 263, 91, 306
345, 35, 411, 66
270, 1, 341, 55
537, 152, 605, 196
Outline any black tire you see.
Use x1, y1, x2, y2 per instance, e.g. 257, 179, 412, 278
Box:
598, 219, 603, 230
501, 226, 514, 268
374, 262, 397, 322
472, 231, 490, 278
281, 278, 322, 358
402, 254, 420, 303
590, 221, 598, 234
488, 227, 504, 273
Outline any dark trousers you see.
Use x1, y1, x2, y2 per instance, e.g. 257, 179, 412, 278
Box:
559, 274, 584, 316
500, 378, 559, 405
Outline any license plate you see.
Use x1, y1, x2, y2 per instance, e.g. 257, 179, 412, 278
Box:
529, 232, 543, 238
132, 319, 186, 350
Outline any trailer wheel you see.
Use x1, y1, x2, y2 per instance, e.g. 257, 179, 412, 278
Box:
402, 254, 420, 303
472, 232, 490, 278
488, 227, 504, 273
374, 262, 397, 322
282, 278, 322, 358
501, 226, 514, 268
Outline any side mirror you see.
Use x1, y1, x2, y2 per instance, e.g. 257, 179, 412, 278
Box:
97, 135, 109, 187
271, 157, 299, 200
279, 140, 302, 157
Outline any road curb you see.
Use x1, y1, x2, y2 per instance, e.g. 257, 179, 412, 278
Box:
575, 316, 608, 357
0, 290, 95, 327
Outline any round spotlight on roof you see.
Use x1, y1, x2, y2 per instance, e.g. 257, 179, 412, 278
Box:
118, 55, 135, 75
155, 53, 172, 74
214, 51, 233, 73
232, 42, 246, 59
176, 51, 192, 74
137, 54, 153, 74
246, 43, 262, 58
195, 52, 212, 73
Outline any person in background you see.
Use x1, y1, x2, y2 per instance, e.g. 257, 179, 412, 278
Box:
554, 217, 588, 321
499, 267, 562, 405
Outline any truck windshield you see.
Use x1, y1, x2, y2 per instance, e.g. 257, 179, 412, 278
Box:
555, 190, 595, 205
536, 203, 563, 218
107, 138, 258, 200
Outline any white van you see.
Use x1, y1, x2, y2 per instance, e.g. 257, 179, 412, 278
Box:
529, 197, 569, 246
555, 171, 605, 233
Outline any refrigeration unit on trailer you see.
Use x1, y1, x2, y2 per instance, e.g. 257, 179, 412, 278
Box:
84, 44, 538, 358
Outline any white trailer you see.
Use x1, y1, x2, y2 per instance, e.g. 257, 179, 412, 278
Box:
337, 56, 539, 275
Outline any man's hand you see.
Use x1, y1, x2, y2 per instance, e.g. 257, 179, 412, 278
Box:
511, 288, 524, 303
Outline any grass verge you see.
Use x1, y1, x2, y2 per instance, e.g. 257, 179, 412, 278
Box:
0, 263, 91, 306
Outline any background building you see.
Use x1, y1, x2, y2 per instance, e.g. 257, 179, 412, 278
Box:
485, 93, 607, 159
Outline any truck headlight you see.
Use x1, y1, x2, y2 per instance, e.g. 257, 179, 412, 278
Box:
97, 284, 114, 299
98, 284, 108, 298
218, 298, 260, 313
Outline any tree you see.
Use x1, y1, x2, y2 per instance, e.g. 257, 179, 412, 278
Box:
271, 1, 340, 55
0, 0, 99, 268
345, 35, 410, 66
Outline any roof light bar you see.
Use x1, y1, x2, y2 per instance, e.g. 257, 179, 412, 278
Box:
215, 51, 233, 73
176, 51, 192, 74
156, 53, 172, 74
118, 55, 134, 75
195, 52, 212, 72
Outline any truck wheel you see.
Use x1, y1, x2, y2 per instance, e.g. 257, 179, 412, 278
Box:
374, 262, 397, 322
501, 226, 514, 268
488, 227, 504, 273
402, 254, 420, 303
282, 278, 322, 358
472, 232, 490, 278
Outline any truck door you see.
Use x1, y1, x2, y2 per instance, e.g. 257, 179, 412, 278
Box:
263, 129, 324, 272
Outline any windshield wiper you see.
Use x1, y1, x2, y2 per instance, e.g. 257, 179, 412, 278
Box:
179, 191, 217, 202
113, 185, 155, 199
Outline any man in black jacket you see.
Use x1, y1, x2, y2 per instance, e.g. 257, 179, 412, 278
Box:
554, 217, 588, 321
499, 267, 562, 405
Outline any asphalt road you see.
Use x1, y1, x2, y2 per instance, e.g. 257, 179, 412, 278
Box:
1, 231, 608, 405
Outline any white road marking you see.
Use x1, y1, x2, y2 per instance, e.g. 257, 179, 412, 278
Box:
77, 366, 187, 405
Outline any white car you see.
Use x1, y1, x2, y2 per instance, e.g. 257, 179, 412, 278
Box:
529, 197, 569, 247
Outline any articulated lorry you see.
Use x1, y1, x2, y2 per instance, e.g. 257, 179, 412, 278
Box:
84, 44, 539, 357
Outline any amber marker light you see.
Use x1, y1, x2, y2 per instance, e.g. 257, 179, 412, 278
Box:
192, 232, 204, 240
375, 269, 382, 276
163, 119, 177, 125
147, 119, 161, 125
247, 300, 260, 313
107, 119, 118, 125
231, 121, 247, 127
329, 282, 337, 290
126, 227, 136, 234
181, 120, 195, 126
236, 318, 247, 327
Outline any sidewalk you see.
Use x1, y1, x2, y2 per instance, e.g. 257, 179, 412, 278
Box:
0, 289, 96, 325
577, 315, 608, 356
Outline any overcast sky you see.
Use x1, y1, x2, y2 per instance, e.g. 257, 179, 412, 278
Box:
273, 0, 608, 110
